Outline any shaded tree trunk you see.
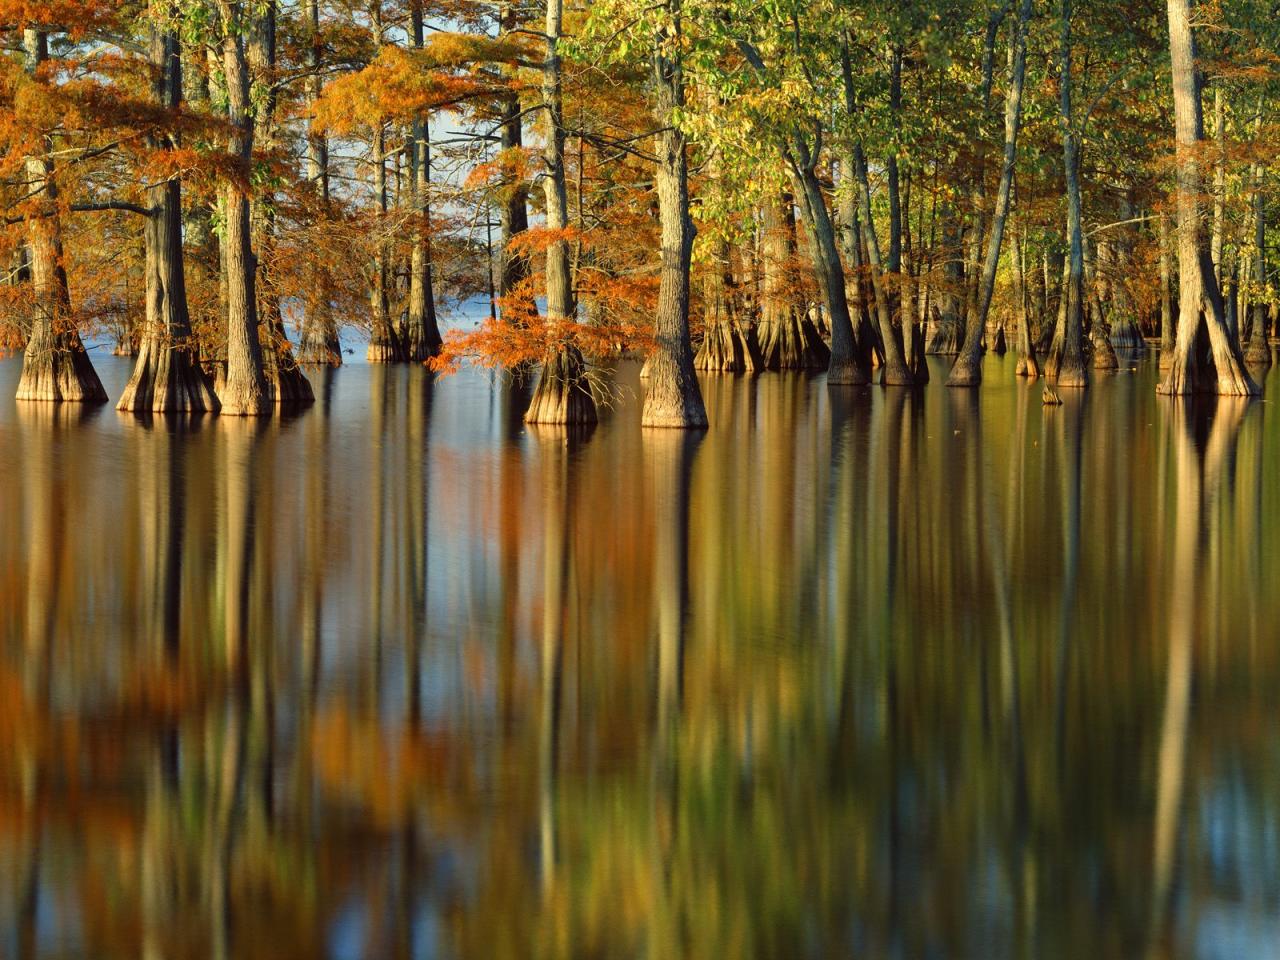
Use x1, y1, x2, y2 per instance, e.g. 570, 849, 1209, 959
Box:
248, 0, 313, 405
402, 0, 443, 362
1044, 0, 1088, 387
298, 0, 342, 365
949, 0, 1032, 386
120, 5, 219, 413
757, 193, 830, 371
852, 144, 914, 384
1245, 124, 1271, 366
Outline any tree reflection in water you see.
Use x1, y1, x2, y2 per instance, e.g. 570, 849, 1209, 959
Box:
0, 355, 1276, 959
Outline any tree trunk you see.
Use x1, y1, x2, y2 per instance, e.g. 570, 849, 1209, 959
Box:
1157, 0, 1258, 395
402, 0, 443, 362
790, 154, 867, 384
215, 2, 270, 415
758, 193, 830, 371
1158, 211, 1175, 367
247, 1, 313, 405
927, 207, 965, 353
525, 0, 596, 424
1245, 124, 1270, 366
642, 0, 707, 427
1013, 220, 1041, 377
852, 145, 913, 384
120, 5, 219, 413
949, 0, 1032, 386
695, 229, 760, 372
298, 0, 342, 365
1044, 0, 1088, 387
15, 30, 107, 404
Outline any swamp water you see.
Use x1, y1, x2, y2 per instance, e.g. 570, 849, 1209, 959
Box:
0, 351, 1277, 959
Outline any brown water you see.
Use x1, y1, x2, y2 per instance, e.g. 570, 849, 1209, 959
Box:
0, 351, 1277, 959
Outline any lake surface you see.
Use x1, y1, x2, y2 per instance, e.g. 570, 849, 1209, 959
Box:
0, 348, 1277, 959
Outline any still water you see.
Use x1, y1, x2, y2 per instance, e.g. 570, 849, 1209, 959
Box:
0, 350, 1277, 959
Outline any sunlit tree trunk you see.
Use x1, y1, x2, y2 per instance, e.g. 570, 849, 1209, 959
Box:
15, 30, 107, 404
120, 3, 219, 413
525, 0, 596, 424
214, 2, 270, 415
1157, 0, 1257, 395
642, 0, 707, 427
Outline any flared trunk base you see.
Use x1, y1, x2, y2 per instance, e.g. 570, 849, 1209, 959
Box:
16, 334, 108, 403
757, 311, 830, 371
925, 318, 964, 355
118, 339, 220, 413
299, 328, 343, 366
526, 344, 597, 425
695, 321, 761, 373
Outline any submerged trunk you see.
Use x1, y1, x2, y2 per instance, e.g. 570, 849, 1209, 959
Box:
525, 0, 596, 424
949, 0, 1033, 387
1157, 0, 1257, 395
215, 6, 269, 415
120, 12, 218, 412
402, 1, 443, 362
15, 30, 107, 404
298, 0, 341, 365
642, 0, 707, 428
757, 193, 830, 371
1044, 0, 1088, 388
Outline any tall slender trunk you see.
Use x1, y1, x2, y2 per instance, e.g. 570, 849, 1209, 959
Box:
298, 0, 342, 365
949, 0, 1033, 386
1044, 0, 1088, 387
247, 1, 312, 404
525, 0, 596, 424
1158, 211, 1175, 367
790, 146, 867, 384
852, 144, 914, 384
641, 0, 707, 427
496, 4, 534, 324
1157, 0, 1257, 395
214, 2, 269, 414
402, 0, 443, 361
120, 4, 219, 412
1245, 106, 1270, 366
15, 30, 107, 404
